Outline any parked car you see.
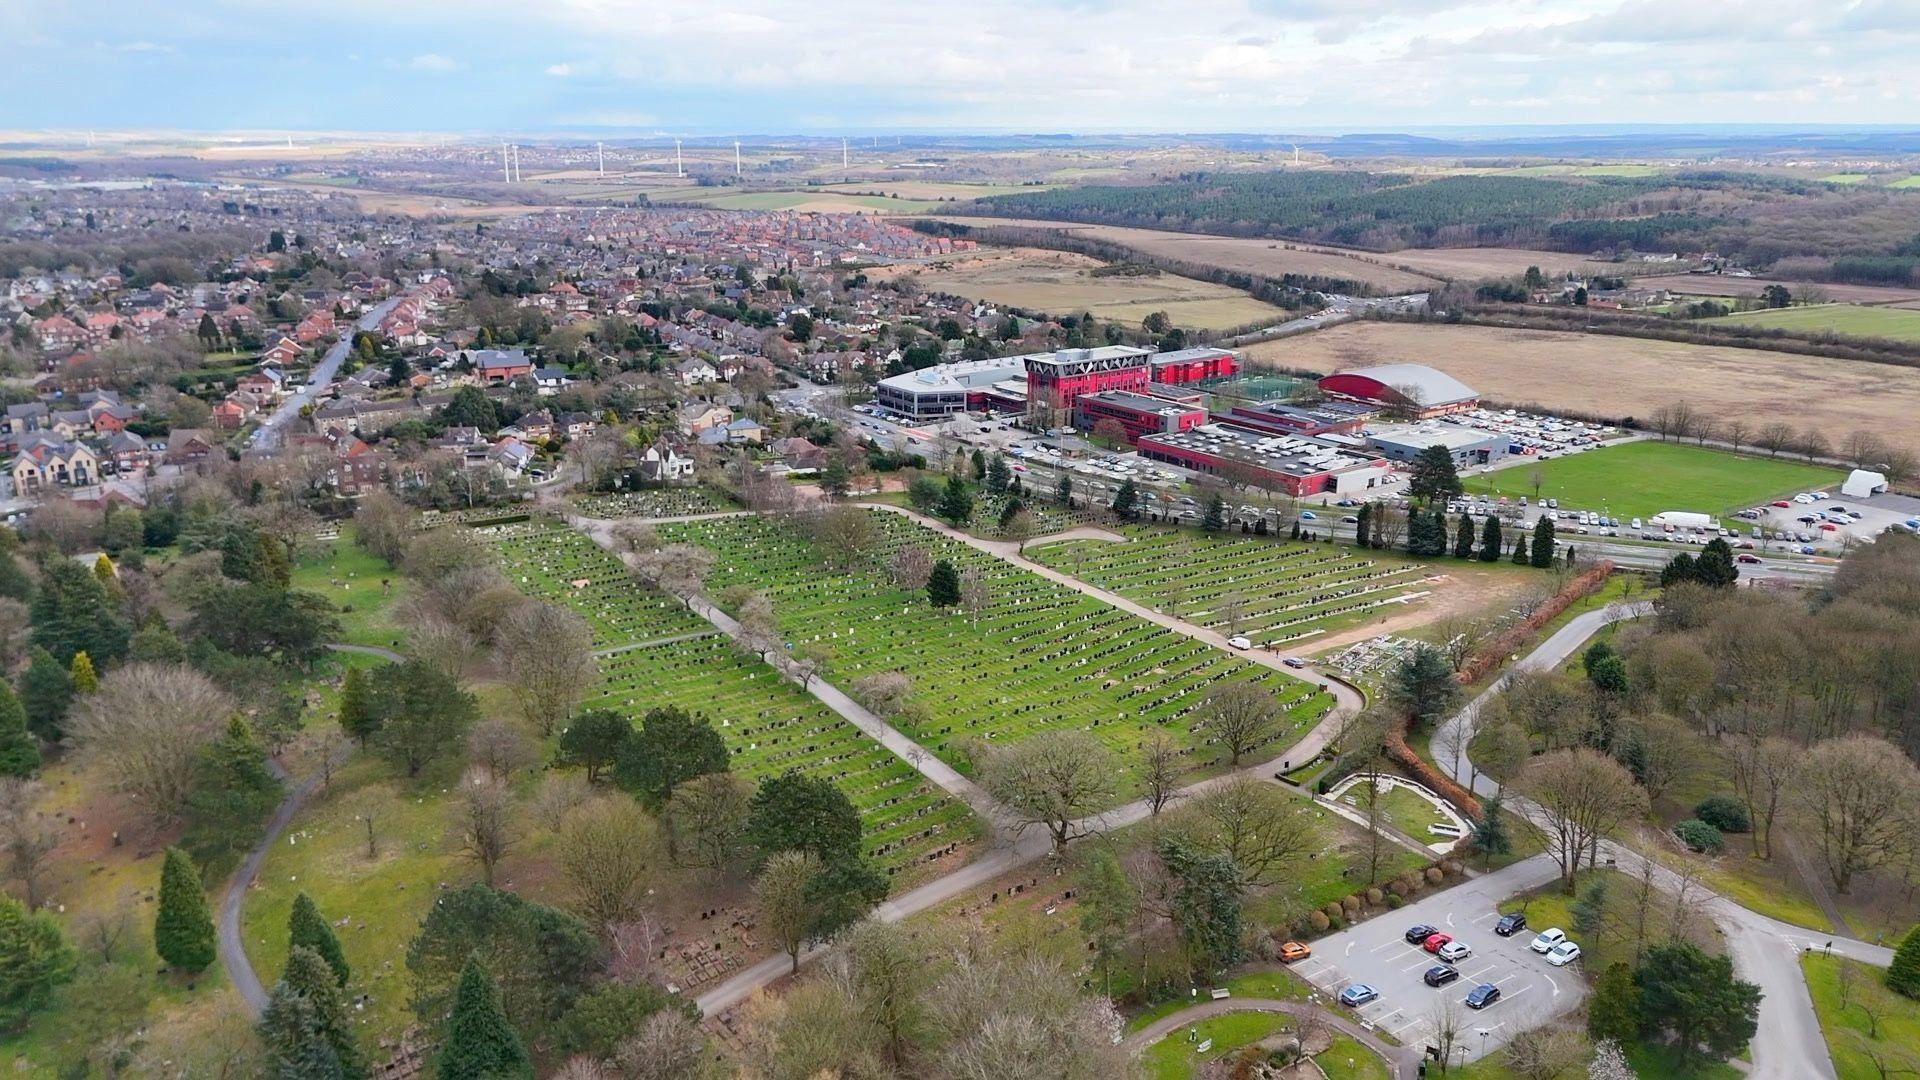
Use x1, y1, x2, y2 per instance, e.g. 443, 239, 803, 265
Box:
1339, 984, 1380, 1007
1546, 941, 1583, 967
1404, 925, 1439, 945
1737, 554, 1761, 564
1771, 500, 1792, 508
1466, 983, 1502, 1009
1529, 928, 1567, 954
1279, 941, 1312, 963
1423, 933, 1453, 953
1494, 912, 1528, 937
1424, 964, 1460, 987
1227, 636, 1252, 650
1438, 940, 1473, 962
1299, 510, 1318, 521
1800, 545, 1819, 555
1281, 657, 1307, 669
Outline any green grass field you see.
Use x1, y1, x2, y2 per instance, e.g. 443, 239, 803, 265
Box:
1820, 173, 1871, 184
1027, 526, 1451, 650
1892, 176, 1920, 189
655, 511, 1338, 791
291, 534, 406, 650
1711, 303, 1920, 343
1463, 441, 1846, 521
1802, 951, 1920, 1079
1143, 1012, 1293, 1079
483, 518, 979, 879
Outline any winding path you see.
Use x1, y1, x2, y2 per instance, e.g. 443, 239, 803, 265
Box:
218, 645, 396, 1015
1121, 997, 1407, 1076
1432, 602, 1894, 1079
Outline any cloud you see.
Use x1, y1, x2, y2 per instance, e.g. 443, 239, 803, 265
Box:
545, 62, 578, 76
406, 53, 460, 73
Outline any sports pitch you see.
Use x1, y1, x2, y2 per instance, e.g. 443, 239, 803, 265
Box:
1463, 440, 1847, 520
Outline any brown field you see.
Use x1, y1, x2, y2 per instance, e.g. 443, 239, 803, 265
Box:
1635, 274, 1920, 305
870, 246, 1284, 330
924, 216, 1439, 292
1247, 320, 1920, 455
1381, 247, 1617, 281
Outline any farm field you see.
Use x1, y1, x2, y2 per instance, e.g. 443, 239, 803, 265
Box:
684, 190, 942, 213
1632, 273, 1920, 306
1710, 303, 1920, 342
1376, 246, 1616, 281
654, 511, 1338, 789
1027, 526, 1468, 650
870, 246, 1285, 331
1893, 175, 1920, 189
1463, 440, 1846, 521
921, 215, 1441, 293
482, 518, 979, 880
1250, 320, 1920, 456
821, 180, 1057, 200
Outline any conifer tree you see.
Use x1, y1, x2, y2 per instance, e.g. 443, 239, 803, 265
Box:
260, 945, 366, 1078
19, 647, 72, 742
289, 893, 351, 987
154, 846, 216, 972
0, 681, 39, 777
437, 958, 532, 1080
926, 560, 961, 608
1889, 924, 1920, 999
67, 651, 97, 695
1353, 503, 1371, 548
1479, 514, 1502, 562
1529, 515, 1556, 568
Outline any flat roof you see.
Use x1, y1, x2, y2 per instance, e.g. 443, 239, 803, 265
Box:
1366, 421, 1504, 451
1150, 346, 1237, 364
1141, 423, 1376, 477
876, 355, 1029, 395
1080, 389, 1205, 416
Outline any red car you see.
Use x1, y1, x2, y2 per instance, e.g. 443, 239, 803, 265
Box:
1771, 500, 1792, 508
1819, 523, 1840, 531
1423, 932, 1453, 953
1737, 554, 1761, 564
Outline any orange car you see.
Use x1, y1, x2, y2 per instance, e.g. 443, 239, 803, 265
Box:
1279, 941, 1312, 963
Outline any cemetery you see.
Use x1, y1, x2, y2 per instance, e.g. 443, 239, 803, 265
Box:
654, 510, 1337, 788
478, 518, 980, 880
570, 485, 735, 519
1028, 528, 1442, 648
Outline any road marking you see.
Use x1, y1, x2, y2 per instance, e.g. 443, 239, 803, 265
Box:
1405, 957, 1441, 973
1446, 912, 1455, 927
1464, 964, 1498, 980
1370, 940, 1402, 954
1544, 972, 1559, 997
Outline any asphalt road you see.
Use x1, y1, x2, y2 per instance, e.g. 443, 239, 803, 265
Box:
248, 296, 402, 451
1433, 602, 1895, 1079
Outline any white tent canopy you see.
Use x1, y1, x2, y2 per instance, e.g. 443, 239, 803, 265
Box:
1841, 469, 1888, 499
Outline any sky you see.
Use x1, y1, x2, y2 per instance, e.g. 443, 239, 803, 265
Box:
3, 0, 1919, 134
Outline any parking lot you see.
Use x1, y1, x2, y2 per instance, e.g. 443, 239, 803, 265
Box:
1284, 859, 1584, 1065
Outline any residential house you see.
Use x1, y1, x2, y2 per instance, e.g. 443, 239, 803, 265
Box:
2, 402, 48, 436
532, 366, 572, 395
104, 431, 153, 473
469, 348, 534, 384
674, 357, 721, 386
559, 411, 597, 439
676, 401, 733, 437
11, 436, 98, 492
636, 439, 696, 484
165, 429, 216, 465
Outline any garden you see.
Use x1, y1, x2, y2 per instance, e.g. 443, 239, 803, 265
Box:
1028, 527, 1440, 648
653, 510, 1338, 790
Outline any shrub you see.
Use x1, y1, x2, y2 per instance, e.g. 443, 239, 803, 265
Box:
1424, 867, 1445, 885
1365, 887, 1385, 906
1674, 818, 1724, 853
1387, 879, 1408, 898
1341, 895, 1362, 916
1308, 910, 1330, 932
1386, 894, 1404, 909
1326, 914, 1343, 931
1440, 859, 1463, 876
1694, 795, 1751, 834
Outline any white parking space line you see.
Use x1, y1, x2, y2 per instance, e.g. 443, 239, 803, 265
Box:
1403, 957, 1441, 973
1370, 939, 1405, 954
1464, 963, 1499, 980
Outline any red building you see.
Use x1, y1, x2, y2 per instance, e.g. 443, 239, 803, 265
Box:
1217, 400, 1375, 438
1317, 363, 1478, 419
1023, 346, 1153, 412
1136, 423, 1389, 497
1149, 347, 1240, 385
1075, 389, 1209, 444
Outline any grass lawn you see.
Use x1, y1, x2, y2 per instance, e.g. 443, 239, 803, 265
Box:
1142, 1011, 1293, 1079
1711, 303, 1920, 343
1802, 951, 1920, 1079
1463, 440, 1845, 521
656, 511, 1338, 793
482, 518, 981, 880
1318, 1033, 1393, 1080
291, 533, 406, 650
1028, 524, 1496, 650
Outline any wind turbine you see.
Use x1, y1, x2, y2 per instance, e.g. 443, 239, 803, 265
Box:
1291, 143, 1301, 166
502, 142, 511, 183
675, 139, 684, 177
596, 141, 605, 175
842, 137, 849, 169
735, 140, 742, 177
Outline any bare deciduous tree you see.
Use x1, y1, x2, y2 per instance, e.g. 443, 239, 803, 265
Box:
495, 600, 597, 736
0, 778, 60, 911
1187, 777, 1316, 887
466, 716, 539, 784
851, 672, 914, 718
664, 771, 753, 871
454, 773, 518, 887
978, 731, 1123, 852
1138, 732, 1185, 817
1517, 748, 1650, 893
1725, 734, 1798, 860
1795, 734, 1920, 893
633, 542, 715, 609
1201, 681, 1279, 766
888, 544, 934, 590
67, 663, 234, 824
556, 796, 660, 928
